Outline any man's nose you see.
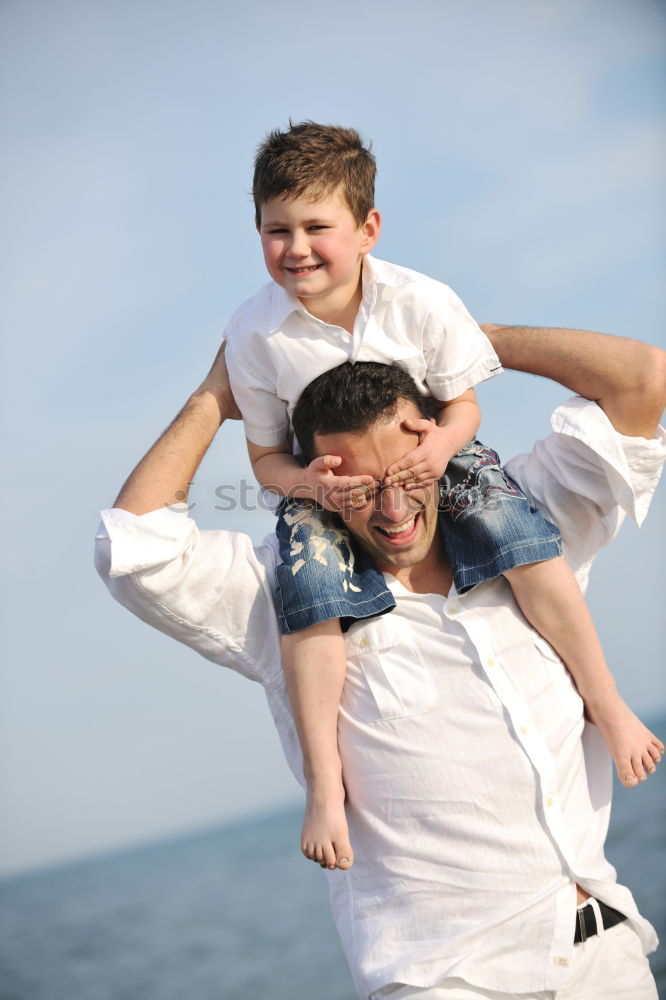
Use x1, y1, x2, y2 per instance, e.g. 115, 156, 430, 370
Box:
380, 485, 413, 522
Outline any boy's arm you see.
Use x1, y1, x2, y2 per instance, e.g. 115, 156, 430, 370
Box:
482, 324, 666, 439
247, 439, 376, 513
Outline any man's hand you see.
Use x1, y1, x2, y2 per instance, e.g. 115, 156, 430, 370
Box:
384, 419, 459, 490
301, 455, 376, 513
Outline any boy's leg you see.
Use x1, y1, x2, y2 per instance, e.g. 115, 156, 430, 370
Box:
440, 441, 664, 787
282, 622, 353, 870
505, 558, 663, 786
275, 498, 395, 869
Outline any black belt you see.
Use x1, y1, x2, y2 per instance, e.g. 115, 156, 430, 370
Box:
574, 899, 627, 943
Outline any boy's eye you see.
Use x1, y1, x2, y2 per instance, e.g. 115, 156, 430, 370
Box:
309, 224, 328, 231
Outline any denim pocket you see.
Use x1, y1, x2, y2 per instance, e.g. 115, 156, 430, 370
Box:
530, 632, 584, 720
344, 621, 439, 722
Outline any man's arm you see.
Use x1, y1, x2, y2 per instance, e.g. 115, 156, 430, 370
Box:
114, 342, 242, 516
482, 325, 666, 438
97, 342, 282, 686
487, 326, 666, 589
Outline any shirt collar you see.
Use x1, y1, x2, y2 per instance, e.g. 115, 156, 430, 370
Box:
266, 255, 403, 333
268, 282, 303, 331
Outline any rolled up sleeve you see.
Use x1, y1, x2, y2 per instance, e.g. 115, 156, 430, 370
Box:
94, 506, 281, 686
505, 396, 666, 589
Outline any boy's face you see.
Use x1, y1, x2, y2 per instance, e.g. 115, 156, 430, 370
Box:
258, 188, 380, 312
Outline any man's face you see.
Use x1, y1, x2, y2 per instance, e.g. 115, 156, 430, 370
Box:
258, 188, 379, 309
313, 399, 443, 579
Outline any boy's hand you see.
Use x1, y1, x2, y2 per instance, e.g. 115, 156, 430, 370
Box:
384, 419, 458, 489
304, 456, 376, 513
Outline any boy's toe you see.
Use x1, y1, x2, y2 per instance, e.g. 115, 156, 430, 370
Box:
617, 755, 638, 786
631, 753, 647, 782
322, 843, 338, 870
334, 843, 354, 869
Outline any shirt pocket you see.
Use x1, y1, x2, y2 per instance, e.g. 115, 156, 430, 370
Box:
343, 620, 439, 722
530, 632, 585, 720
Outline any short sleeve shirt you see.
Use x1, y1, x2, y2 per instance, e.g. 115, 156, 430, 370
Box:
224, 255, 503, 447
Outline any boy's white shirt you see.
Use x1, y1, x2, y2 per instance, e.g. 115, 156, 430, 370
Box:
224, 255, 502, 448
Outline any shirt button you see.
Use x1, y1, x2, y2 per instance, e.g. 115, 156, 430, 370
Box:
554, 956, 571, 967
487, 658, 495, 667
359, 637, 369, 648
447, 606, 459, 616
546, 797, 554, 807
520, 726, 528, 734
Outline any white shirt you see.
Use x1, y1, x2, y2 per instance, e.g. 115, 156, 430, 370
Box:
95, 398, 664, 999
223, 255, 502, 447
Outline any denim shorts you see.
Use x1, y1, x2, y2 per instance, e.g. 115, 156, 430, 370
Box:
275, 439, 562, 635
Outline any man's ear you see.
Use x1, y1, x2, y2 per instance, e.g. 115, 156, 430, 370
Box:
360, 209, 381, 254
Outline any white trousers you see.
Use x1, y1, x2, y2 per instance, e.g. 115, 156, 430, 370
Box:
371, 921, 658, 1000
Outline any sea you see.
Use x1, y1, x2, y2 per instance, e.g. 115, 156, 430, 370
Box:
1, 728, 665, 1000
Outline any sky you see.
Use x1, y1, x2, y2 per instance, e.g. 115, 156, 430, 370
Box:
1, 0, 665, 876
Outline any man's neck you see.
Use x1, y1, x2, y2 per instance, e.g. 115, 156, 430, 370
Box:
382, 537, 453, 597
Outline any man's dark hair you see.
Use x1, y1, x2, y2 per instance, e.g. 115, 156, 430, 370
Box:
292, 362, 433, 461
253, 121, 376, 228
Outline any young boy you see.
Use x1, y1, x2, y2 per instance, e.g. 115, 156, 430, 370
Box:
224, 121, 662, 872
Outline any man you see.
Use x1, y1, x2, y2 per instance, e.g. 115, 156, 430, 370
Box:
96, 325, 666, 999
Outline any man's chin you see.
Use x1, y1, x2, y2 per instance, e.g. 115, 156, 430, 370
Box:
371, 526, 430, 570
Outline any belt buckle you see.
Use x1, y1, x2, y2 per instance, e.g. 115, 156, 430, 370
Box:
577, 906, 588, 943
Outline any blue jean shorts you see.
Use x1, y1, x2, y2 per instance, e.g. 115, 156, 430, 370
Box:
275, 439, 562, 634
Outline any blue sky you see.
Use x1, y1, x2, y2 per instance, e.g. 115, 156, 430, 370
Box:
1, 0, 665, 874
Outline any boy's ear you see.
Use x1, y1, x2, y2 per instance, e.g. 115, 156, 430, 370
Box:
360, 209, 381, 253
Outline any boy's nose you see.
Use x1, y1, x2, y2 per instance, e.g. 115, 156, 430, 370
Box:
288, 230, 310, 258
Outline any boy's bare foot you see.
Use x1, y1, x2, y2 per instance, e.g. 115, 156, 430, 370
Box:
301, 789, 354, 871
585, 692, 664, 786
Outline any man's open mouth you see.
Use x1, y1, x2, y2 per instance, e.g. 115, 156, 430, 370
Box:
375, 513, 420, 543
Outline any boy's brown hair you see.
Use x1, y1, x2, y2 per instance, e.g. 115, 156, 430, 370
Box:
253, 121, 376, 228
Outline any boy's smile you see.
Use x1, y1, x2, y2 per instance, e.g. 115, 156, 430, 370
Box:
258, 189, 380, 326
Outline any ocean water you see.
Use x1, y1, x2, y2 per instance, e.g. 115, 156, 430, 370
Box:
1, 738, 665, 1000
